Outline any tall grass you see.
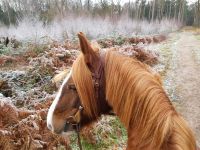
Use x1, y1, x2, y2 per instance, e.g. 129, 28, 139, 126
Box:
0, 16, 181, 42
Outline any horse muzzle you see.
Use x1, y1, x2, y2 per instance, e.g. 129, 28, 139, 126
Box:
64, 122, 76, 132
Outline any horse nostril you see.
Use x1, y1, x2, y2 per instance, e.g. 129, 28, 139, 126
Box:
47, 123, 52, 130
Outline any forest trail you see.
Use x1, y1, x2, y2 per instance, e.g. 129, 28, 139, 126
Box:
166, 31, 200, 146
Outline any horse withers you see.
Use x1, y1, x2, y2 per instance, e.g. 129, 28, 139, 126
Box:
47, 32, 198, 150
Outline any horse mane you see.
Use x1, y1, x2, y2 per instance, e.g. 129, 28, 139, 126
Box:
105, 50, 196, 149
72, 43, 100, 119
71, 43, 196, 149
105, 50, 165, 127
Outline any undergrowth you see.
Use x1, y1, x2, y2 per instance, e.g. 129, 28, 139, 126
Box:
70, 116, 127, 150
0, 44, 12, 55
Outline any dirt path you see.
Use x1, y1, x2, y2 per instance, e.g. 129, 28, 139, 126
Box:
166, 31, 200, 146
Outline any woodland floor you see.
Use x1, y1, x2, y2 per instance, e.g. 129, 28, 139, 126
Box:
0, 28, 200, 149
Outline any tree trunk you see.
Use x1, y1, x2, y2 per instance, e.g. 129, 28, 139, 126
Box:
151, 0, 156, 22
169, 0, 172, 19
6, 2, 11, 26
198, 0, 200, 26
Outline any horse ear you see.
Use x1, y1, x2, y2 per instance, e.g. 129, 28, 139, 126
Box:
77, 32, 99, 71
78, 32, 94, 54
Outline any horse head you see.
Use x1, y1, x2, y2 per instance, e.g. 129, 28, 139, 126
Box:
47, 32, 110, 134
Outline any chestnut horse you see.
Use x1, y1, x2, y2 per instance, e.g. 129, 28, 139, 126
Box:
47, 32, 197, 150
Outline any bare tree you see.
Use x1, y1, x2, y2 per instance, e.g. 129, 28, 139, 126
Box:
198, 0, 200, 26
151, 0, 156, 21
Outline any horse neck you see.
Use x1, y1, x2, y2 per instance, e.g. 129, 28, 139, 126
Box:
104, 51, 171, 126
105, 51, 170, 147
104, 51, 196, 150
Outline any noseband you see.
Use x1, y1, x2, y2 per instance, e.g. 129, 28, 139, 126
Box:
65, 51, 107, 150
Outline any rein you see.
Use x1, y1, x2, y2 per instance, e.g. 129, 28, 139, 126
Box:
76, 123, 82, 150
66, 52, 106, 150
65, 106, 83, 150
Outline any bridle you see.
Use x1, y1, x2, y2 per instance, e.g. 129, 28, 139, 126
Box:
65, 51, 107, 150
65, 105, 83, 150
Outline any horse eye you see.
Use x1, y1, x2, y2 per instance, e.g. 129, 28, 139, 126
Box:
68, 84, 76, 90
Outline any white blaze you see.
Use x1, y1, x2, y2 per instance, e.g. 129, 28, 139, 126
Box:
47, 70, 72, 130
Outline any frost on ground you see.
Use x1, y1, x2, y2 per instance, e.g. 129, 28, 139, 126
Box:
0, 34, 166, 149
156, 30, 200, 146
0, 17, 180, 42
192, 32, 200, 65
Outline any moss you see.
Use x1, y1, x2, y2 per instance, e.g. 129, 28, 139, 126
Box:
42, 82, 57, 94
69, 117, 127, 150
115, 36, 126, 45
0, 46, 12, 55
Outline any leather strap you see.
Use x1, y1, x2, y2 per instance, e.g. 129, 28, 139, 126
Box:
92, 51, 110, 114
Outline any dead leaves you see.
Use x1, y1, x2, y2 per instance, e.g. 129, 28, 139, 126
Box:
115, 45, 159, 66
133, 47, 159, 66
0, 97, 71, 150
98, 35, 166, 48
